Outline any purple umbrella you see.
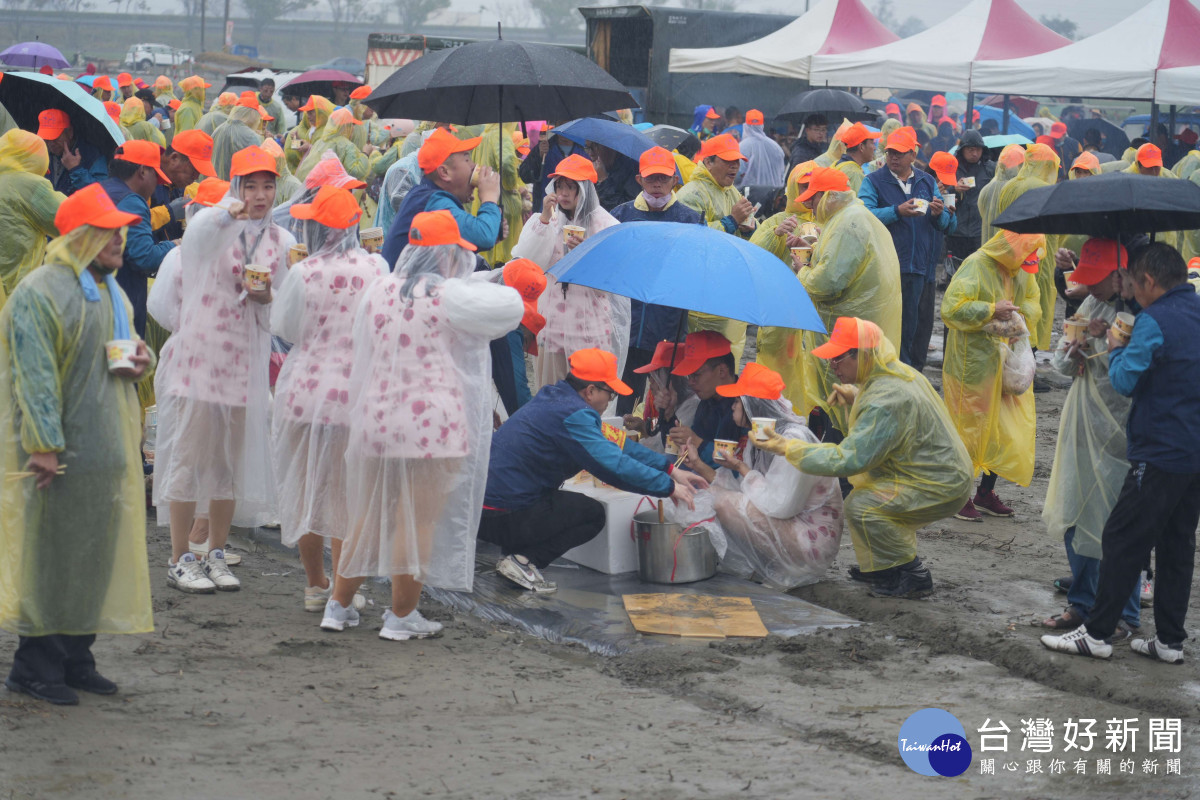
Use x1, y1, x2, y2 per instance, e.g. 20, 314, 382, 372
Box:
0, 42, 70, 70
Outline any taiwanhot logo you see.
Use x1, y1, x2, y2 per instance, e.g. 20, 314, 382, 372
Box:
898, 708, 973, 777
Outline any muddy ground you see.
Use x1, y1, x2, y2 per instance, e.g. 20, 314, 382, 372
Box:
3, 319, 1200, 799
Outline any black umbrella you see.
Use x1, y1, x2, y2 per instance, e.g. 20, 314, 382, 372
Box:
1067, 118, 1130, 160
993, 172, 1200, 237
0, 71, 124, 156
644, 124, 699, 152
776, 89, 873, 124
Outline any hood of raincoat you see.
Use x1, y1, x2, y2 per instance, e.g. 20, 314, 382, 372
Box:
813, 187, 858, 226
784, 160, 818, 215
843, 317, 913, 387
1123, 160, 1178, 179
297, 214, 361, 259
877, 119, 901, 151
305, 96, 336, 137
960, 129, 986, 150
45, 223, 128, 279
119, 98, 147, 127
1175, 150, 1200, 181
321, 108, 357, 143
0, 129, 49, 177
979, 228, 1046, 275
692, 105, 714, 131
549, 175, 604, 229
739, 123, 785, 186
1007, 142, 1060, 186
395, 240, 476, 299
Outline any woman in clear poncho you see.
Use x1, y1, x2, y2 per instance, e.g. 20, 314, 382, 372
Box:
119, 98, 166, 147
296, 108, 369, 184
752, 161, 816, 412
0, 130, 65, 296
271, 150, 366, 240
470, 122, 525, 265
269, 186, 387, 615
334, 211, 522, 638
0, 198, 153, 639
512, 154, 630, 391
977, 144, 1025, 245
153, 146, 296, 590
285, 95, 335, 172
211, 103, 265, 181
174, 76, 207, 135
683, 363, 844, 590
261, 138, 302, 208
941, 230, 1043, 508
995, 143, 1059, 350
758, 318, 972, 592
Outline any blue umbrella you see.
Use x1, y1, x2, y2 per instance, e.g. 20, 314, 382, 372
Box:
548, 221, 826, 332
974, 105, 1035, 140
553, 117, 658, 163
0, 71, 124, 155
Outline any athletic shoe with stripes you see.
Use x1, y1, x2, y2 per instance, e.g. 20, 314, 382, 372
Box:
1131, 636, 1183, 664
1040, 626, 1113, 659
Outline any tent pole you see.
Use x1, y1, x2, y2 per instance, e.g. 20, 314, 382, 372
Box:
1002, 95, 1010, 135
1169, 104, 1178, 149
1150, 103, 1159, 146
965, 92, 974, 130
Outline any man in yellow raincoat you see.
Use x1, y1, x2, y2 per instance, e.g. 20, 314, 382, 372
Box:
995, 143, 1059, 350
0, 130, 64, 296
212, 97, 266, 181
173, 75, 209, 135
832, 122, 880, 193
0, 183, 154, 705
285, 95, 335, 172
758, 317, 971, 598
941, 229, 1043, 521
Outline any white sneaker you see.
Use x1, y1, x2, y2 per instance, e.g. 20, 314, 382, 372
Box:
1140, 571, 1154, 606
203, 549, 241, 591
320, 599, 360, 632
1131, 636, 1184, 664
167, 553, 216, 594
304, 582, 366, 613
496, 554, 557, 593
190, 541, 241, 566
1041, 625, 1113, 659
379, 608, 443, 641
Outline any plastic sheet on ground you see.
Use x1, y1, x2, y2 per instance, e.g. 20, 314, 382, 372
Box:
422, 545, 859, 657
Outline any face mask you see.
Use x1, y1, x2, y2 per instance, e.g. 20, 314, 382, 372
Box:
642, 191, 670, 210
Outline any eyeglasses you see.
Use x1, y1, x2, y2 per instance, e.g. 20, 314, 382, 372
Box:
829, 350, 857, 367
593, 384, 616, 397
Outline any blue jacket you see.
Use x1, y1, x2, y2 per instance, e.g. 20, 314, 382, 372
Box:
47, 140, 107, 196
691, 394, 748, 468
860, 167, 954, 277
1108, 283, 1200, 473
103, 178, 175, 337
610, 196, 702, 349
484, 381, 675, 512
382, 175, 502, 269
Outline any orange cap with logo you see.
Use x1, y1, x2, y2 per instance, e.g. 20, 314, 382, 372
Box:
417, 127, 483, 174
170, 129, 217, 178
715, 361, 785, 399
884, 126, 919, 153
55, 183, 141, 234
408, 209, 476, 251
671, 330, 733, 376
797, 166, 851, 203
290, 185, 363, 229
811, 316, 881, 359
837, 122, 882, 149
350, 85, 372, 100
638, 146, 676, 178
1071, 152, 1100, 173
93, 75, 114, 92
928, 151, 959, 186
633, 341, 681, 374
117, 72, 133, 88
549, 153, 599, 183
186, 178, 231, 207
114, 139, 171, 184
1137, 143, 1163, 168
697, 133, 746, 162
230, 145, 279, 177
569, 348, 632, 395
329, 107, 362, 127
103, 101, 121, 124
745, 109, 764, 126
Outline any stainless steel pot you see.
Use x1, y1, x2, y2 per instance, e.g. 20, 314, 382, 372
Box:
633, 510, 717, 584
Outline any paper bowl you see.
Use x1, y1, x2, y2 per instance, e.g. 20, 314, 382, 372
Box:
562, 225, 586, 243
106, 339, 138, 372
361, 227, 384, 251
288, 244, 308, 265
244, 265, 270, 293
1063, 319, 1088, 345
961, 176, 975, 188
713, 439, 738, 462
1114, 312, 1135, 336
750, 418, 775, 441
912, 198, 929, 214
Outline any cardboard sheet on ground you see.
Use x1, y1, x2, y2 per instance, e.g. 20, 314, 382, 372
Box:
423, 545, 858, 656
622, 594, 769, 638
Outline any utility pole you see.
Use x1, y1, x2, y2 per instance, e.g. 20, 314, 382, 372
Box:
223, 0, 230, 52
201, 0, 206, 53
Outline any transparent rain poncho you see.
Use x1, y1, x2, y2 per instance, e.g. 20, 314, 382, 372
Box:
338, 241, 522, 590
196, 95, 235, 137
738, 122, 786, 187
152, 174, 296, 528
212, 105, 265, 181
261, 138, 302, 207
776, 319, 972, 573
512, 177, 630, 391
374, 133, 429, 230
709, 394, 844, 589
0, 223, 153, 635
295, 105, 366, 184
1043, 293, 1131, 560
0, 130, 65, 295
797, 188, 903, 429
269, 217, 387, 547
285, 95, 334, 171
1099, 146, 1137, 174
470, 122, 525, 265
996, 144, 1059, 349
1174, 150, 1200, 181
120, 98, 166, 147
941, 230, 1043, 486
978, 144, 1025, 245
271, 151, 365, 239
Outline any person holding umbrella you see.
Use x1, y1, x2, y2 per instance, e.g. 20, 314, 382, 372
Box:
37, 109, 107, 197
787, 114, 827, 178
0, 130, 65, 296
174, 75, 209, 135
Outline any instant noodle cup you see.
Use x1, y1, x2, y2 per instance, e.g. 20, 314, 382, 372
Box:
627, 430, 642, 443
789, 246, 812, 270
288, 243, 308, 265
750, 417, 775, 441
244, 264, 270, 293
798, 221, 820, 242
1112, 311, 1135, 343
106, 339, 139, 372
961, 176, 975, 189
361, 226, 384, 252
1063, 318, 1088, 345
563, 224, 586, 244
944, 193, 956, 210
912, 198, 929, 214
664, 438, 680, 456
713, 439, 738, 462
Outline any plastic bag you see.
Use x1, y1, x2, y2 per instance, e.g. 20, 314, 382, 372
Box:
1001, 334, 1035, 395
663, 489, 723, 555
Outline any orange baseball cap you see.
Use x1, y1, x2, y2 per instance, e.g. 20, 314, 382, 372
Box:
329, 107, 362, 127
92, 75, 114, 92
179, 75, 211, 91
1137, 143, 1163, 168
237, 91, 260, 109
812, 316, 878, 359
503, 258, 548, 338
417, 127, 483, 173
705, 107, 721, 120
797, 166, 850, 203
1049, 121, 1068, 138
1071, 238, 1127, 284
837, 122, 882, 149
1070, 152, 1100, 173
638, 146, 676, 178
155, 75, 173, 90
745, 109, 764, 126
789, 160, 817, 188
671, 330, 733, 376
697, 133, 746, 163
549, 153, 599, 183
885, 102, 901, 115
104, 101, 121, 124
258, 106, 275, 122
186, 178, 230, 207
216, 92, 237, 107
230, 145, 279, 177
55, 183, 141, 234
117, 72, 133, 88
408, 209, 476, 251
170, 129, 216, 177
633, 341, 681, 374
928, 151, 959, 186
884, 126, 919, 153
715, 361, 785, 400
569, 348, 632, 395
1035, 134, 1057, 148
168, 98, 181, 110
350, 85, 371, 100
930, 94, 947, 108
290, 185, 363, 229
304, 156, 366, 190
114, 139, 170, 184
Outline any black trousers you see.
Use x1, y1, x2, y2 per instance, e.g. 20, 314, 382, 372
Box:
911, 279, 936, 372
9, 634, 96, 686
478, 490, 607, 569
1085, 463, 1200, 646
617, 346, 655, 416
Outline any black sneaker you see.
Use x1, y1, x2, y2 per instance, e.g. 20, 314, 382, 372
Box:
1033, 376, 1051, 393
5, 676, 80, 705
65, 669, 118, 696
848, 565, 891, 584
869, 559, 933, 599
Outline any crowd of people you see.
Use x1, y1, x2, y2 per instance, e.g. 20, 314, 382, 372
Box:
0, 74, 1197, 708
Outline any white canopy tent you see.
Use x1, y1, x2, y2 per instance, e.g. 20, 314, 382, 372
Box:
667, 0, 896, 81
971, 0, 1200, 100
808, 0, 1070, 93
1155, 66, 1200, 106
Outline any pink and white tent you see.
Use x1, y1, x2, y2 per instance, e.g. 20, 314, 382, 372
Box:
1156, 65, 1200, 106
971, 0, 1200, 99
807, 0, 1070, 92
667, 0, 897, 81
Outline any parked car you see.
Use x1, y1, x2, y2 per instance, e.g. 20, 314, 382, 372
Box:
307, 57, 366, 77
125, 43, 193, 71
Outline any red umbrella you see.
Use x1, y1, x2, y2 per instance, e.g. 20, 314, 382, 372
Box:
281, 69, 363, 103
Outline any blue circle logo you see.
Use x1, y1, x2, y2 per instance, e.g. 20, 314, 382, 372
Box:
898, 708, 972, 777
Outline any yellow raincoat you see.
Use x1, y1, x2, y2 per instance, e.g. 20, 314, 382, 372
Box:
295, 107, 369, 184
212, 105, 265, 181
797, 188, 902, 429
1183, 168, 1200, 262
469, 123, 525, 265
773, 318, 972, 572
119, 98, 166, 147
673, 151, 695, 184
941, 230, 1043, 486
753, 161, 816, 411
978, 144, 1025, 245
285, 96, 334, 172
905, 104, 937, 142
676, 161, 750, 361
0, 224, 153, 636
995, 143, 1059, 349
1099, 146, 1136, 174
0, 130, 64, 296
174, 77, 207, 134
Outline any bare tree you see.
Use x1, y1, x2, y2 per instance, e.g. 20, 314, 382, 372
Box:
327, 0, 368, 43
873, 0, 924, 39
397, 0, 449, 30
527, 0, 582, 36
240, 0, 314, 47
45, 0, 93, 53
1039, 14, 1077, 41
3, 0, 49, 42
